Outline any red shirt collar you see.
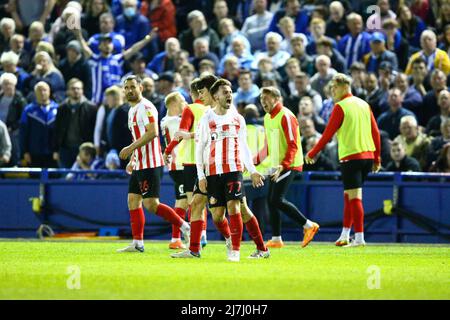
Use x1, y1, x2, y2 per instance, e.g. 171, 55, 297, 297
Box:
270, 102, 283, 118
194, 99, 203, 105
339, 93, 353, 102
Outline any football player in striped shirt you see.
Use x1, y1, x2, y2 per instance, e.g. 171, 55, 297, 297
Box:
161, 92, 189, 249
117, 75, 190, 253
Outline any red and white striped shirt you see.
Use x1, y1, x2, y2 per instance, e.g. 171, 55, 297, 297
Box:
128, 97, 164, 170
160, 115, 183, 171
195, 108, 256, 179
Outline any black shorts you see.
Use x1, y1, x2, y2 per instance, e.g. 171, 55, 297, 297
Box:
340, 159, 373, 190
183, 165, 197, 193
128, 167, 162, 198
169, 170, 187, 200
206, 171, 244, 208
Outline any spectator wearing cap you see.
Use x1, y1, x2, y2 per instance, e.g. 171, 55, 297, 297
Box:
20, 81, 58, 168
377, 87, 416, 140
59, 40, 93, 100
147, 37, 180, 74
218, 18, 250, 59
233, 70, 260, 106
0, 72, 27, 166
394, 115, 431, 170
325, 1, 348, 42
0, 51, 30, 92
310, 55, 337, 100
252, 32, 290, 70
426, 89, 450, 137
405, 30, 450, 77
122, 53, 158, 82
115, 0, 156, 59
241, 0, 273, 53
362, 32, 398, 75
289, 34, 314, 77
315, 37, 345, 74
397, 5, 427, 53
268, 0, 309, 35
179, 10, 220, 56
53, 78, 97, 168
26, 51, 66, 103
189, 38, 220, 73
382, 18, 409, 71
337, 13, 371, 71
385, 140, 421, 172
218, 37, 254, 75
88, 12, 126, 55
277, 16, 308, 55
53, 7, 90, 60
74, 24, 157, 105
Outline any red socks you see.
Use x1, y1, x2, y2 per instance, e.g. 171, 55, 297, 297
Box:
156, 203, 184, 228
245, 216, 266, 251
189, 220, 203, 253
229, 213, 243, 251
172, 207, 186, 238
129, 207, 145, 240
343, 193, 352, 228
350, 198, 364, 233
213, 217, 231, 239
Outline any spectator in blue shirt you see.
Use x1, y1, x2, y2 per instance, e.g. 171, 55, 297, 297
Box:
88, 12, 126, 55
218, 37, 254, 75
268, 0, 310, 35
362, 32, 398, 75
337, 13, 371, 71
0, 51, 30, 92
66, 142, 106, 180
115, 0, 156, 59
377, 87, 416, 140
147, 37, 180, 74
20, 81, 58, 168
233, 70, 260, 106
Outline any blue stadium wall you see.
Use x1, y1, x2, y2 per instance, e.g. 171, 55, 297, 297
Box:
0, 171, 449, 243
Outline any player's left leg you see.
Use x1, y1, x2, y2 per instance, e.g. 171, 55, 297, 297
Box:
227, 199, 243, 262
241, 198, 269, 258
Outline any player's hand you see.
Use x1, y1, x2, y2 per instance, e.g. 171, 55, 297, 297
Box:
250, 171, 265, 188
174, 130, 191, 141
119, 146, 133, 160
372, 162, 381, 173
199, 178, 207, 194
305, 154, 315, 165
126, 162, 133, 175
270, 165, 283, 182
146, 27, 158, 41
163, 153, 171, 165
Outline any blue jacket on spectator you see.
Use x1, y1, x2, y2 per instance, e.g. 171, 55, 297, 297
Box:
88, 32, 126, 55
0, 67, 30, 92
268, 9, 310, 35
377, 107, 416, 140
20, 101, 58, 156
26, 72, 66, 103
111, 0, 142, 17
115, 13, 153, 59
233, 84, 260, 106
147, 51, 173, 74
338, 31, 372, 70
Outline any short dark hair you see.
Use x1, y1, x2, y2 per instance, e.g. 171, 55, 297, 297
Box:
198, 74, 218, 91
209, 78, 232, 97
79, 142, 96, 159
412, 57, 427, 66
190, 78, 201, 96
123, 75, 142, 85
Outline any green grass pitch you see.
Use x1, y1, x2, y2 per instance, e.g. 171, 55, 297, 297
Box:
0, 240, 449, 300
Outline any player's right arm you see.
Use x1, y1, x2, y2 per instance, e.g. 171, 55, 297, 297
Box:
164, 106, 195, 155
195, 116, 208, 193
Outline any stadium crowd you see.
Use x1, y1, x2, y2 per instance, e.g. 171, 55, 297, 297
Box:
0, 0, 450, 176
